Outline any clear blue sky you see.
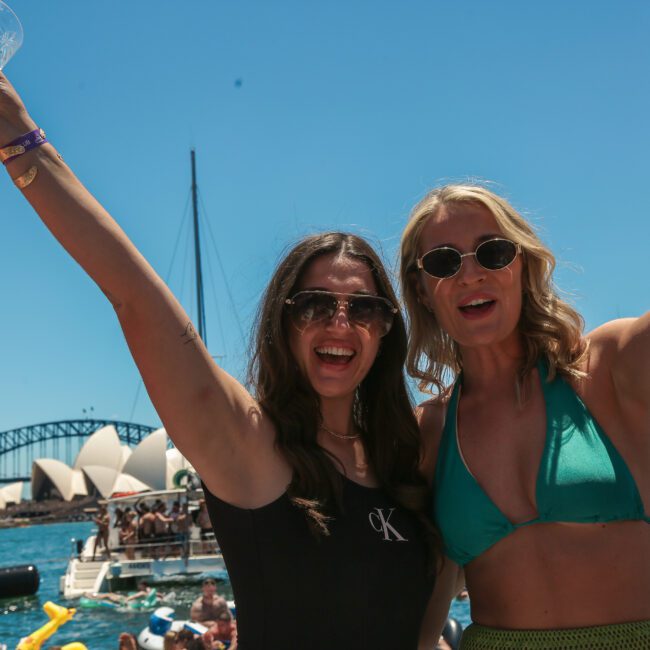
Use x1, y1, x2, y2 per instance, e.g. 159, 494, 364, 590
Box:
1, 0, 649, 436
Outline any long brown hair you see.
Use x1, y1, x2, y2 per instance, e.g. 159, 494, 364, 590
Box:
248, 232, 435, 548
400, 184, 588, 392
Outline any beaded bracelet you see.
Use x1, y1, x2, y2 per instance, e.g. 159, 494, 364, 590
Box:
0, 128, 48, 165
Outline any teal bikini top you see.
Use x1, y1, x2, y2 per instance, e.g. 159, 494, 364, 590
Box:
433, 362, 650, 566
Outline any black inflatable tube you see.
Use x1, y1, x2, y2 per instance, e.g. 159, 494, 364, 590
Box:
443, 616, 463, 650
0, 564, 40, 598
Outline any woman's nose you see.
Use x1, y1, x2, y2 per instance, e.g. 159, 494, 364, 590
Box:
456, 253, 486, 285
327, 302, 352, 329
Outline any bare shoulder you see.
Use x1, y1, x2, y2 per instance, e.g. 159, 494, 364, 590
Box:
417, 392, 451, 483
586, 318, 636, 356
584, 317, 643, 390
578, 315, 650, 424
568, 329, 616, 405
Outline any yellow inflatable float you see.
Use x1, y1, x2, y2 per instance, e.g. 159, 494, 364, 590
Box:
16, 601, 88, 650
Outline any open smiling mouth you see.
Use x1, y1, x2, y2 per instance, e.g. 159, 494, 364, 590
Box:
315, 346, 356, 365
458, 298, 496, 315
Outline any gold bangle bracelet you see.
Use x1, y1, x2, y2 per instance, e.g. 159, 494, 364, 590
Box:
13, 165, 38, 189
0, 144, 26, 163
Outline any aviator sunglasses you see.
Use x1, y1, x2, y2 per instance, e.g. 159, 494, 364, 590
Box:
285, 290, 398, 336
416, 237, 521, 279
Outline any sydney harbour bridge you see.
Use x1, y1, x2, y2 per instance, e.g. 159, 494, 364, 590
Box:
0, 419, 157, 484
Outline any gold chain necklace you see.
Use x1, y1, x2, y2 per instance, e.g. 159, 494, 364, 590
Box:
320, 424, 360, 440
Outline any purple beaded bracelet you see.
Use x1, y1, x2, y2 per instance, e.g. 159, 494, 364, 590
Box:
0, 128, 48, 165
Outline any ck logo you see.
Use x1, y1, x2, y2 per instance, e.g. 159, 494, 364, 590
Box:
368, 508, 407, 542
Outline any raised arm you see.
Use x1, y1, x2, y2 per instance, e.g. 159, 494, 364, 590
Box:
0, 73, 286, 506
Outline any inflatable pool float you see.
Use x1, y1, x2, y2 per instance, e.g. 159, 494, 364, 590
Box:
17, 601, 87, 650
78, 596, 121, 610
137, 607, 208, 650
79, 587, 158, 610
0, 564, 39, 598
443, 617, 463, 650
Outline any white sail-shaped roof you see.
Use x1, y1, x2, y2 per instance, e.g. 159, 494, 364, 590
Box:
119, 445, 132, 470
29, 427, 192, 501
82, 465, 121, 499
0, 481, 23, 508
32, 459, 88, 501
166, 447, 185, 473
71, 469, 87, 497
73, 425, 123, 471
122, 428, 168, 491
111, 472, 152, 495
82, 465, 153, 498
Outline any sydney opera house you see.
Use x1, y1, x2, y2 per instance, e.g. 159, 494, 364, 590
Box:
19, 425, 193, 503
0, 481, 22, 509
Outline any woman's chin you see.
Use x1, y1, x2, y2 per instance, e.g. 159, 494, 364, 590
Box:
311, 377, 358, 402
454, 325, 520, 351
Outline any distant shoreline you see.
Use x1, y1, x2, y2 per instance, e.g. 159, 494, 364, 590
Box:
0, 496, 98, 529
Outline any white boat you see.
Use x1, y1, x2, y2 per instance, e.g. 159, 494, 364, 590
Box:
60, 487, 226, 598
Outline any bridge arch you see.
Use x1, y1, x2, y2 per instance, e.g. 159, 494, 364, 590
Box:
0, 419, 158, 483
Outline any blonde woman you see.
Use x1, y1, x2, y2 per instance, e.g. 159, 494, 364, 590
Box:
401, 185, 650, 648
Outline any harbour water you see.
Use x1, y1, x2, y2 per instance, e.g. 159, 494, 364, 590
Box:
0, 521, 470, 648
0, 521, 230, 649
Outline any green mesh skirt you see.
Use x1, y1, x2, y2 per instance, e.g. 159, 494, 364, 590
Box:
460, 620, 650, 649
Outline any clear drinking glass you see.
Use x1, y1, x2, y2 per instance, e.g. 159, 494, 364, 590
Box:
0, 1, 23, 70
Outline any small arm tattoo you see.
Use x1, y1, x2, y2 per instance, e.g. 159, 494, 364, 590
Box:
181, 322, 198, 345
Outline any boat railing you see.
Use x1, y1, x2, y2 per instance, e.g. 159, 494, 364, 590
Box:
73, 530, 219, 561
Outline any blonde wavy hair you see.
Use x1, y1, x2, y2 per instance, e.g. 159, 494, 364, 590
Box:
400, 184, 588, 393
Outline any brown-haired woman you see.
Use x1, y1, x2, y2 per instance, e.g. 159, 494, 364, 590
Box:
401, 184, 650, 648
0, 73, 437, 649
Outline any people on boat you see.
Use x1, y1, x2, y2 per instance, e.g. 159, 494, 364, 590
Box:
175, 501, 192, 556
113, 507, 125, 529
118, 511, 138, 560
165, 500, 184, 557
400, 183, 650, 648
154, 502, 173, 535
195, 499, 214, 554
169, 501, 181, 531
0, 70, 437, 648
190, 578, 230, 626
152, 501, 174, 557
137, 503, 157, 547
91, 503, 111, 561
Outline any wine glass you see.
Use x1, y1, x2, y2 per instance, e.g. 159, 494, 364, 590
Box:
0, 1, 23, 70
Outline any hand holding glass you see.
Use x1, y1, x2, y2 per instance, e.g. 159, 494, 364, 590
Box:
0, 1, 22, 70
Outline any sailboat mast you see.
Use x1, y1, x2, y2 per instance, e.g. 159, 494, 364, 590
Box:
190, 149, 207, 345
